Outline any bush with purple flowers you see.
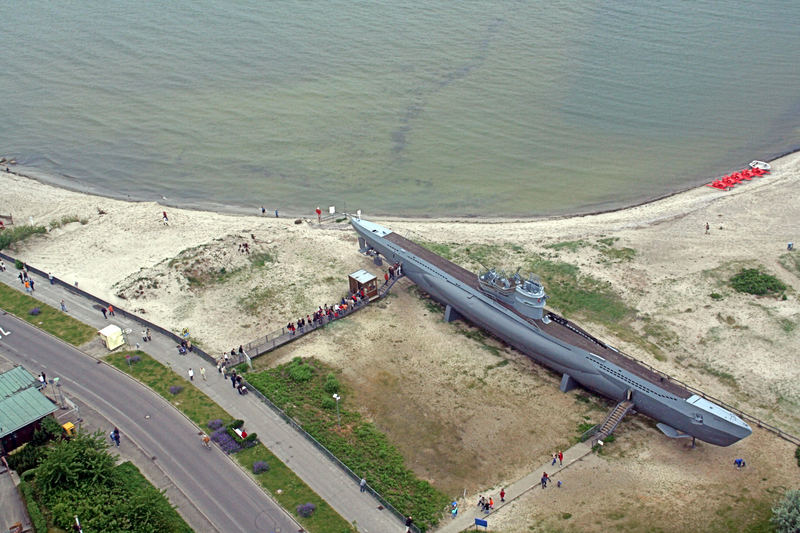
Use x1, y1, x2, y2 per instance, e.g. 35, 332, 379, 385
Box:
252, 460, 270, 474
211, 428, 241, 454
129, 355, 141, 364
207, 419, 224, 431
29, 307, 41, 316
168, 385, 183, 395
296, 503, 316, 518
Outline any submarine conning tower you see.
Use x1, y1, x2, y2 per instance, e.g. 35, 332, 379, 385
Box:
478, 269, 548, 320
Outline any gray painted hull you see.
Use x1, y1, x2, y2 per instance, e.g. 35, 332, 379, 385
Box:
352, 218, 751, 447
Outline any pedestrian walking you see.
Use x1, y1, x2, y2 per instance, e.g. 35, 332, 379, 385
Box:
274, 209, 279, 218
0, 260, 5, 272
557, 480, 562, 488
49, 272, 54, 284
200, 367, 206, 380
108, 304, 115, 317
146, 328, 151, 341
101, 307, 107, 319
142, 329, 148, 342
261, 206, 266, 215
162, 211, 169, 225
705, 222, 710, 234
552, 453, 557, 466
405, 516, 414, 532
500, 488, 505, 502
360, 477, 367, 492
60, 299, 67, 312
231, 372, 237, 389
111, 427, 121, 447
541, 472, 548, 489
558, 450, 563, 466
489, 497, 494, 509
188, 368, 194, 381
24, 280, 31, 293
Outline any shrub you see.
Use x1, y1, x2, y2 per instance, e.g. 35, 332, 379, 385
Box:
29, 307, 41, 316
168, 385, 183, 395
7, 444, 44, 474
287, 357, 313, 382
207, 418, 224, 430
253, 460, 270, 474
795, 446, 800, 467
211, 428, 242, 454
15, 259, 24, 269
18, 481, 47, 533
0, 225, 47, 251
709, 292, 723, 300
772, 489, 800, 533
321, 397, 336, 410
297, 502, 316, 518
730, 268, 786, 296
128, 355, 141, 364
323, 373, 340, 393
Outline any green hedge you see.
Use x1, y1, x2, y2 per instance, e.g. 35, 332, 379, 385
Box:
17, 481, 47, 533
227, 419, 258, 444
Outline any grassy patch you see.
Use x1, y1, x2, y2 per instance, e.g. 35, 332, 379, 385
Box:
238, 286, 280, 314
778, 252, 800, 278
0, 284, 96, 345
0, 224, 47, 250
247, 357, 449, 531
710, 292, 724, 300
730, 268, 786, 297
694, 363, 738, 389
249, 251, 276, 268
106, 351, 352, 531
106, 351, 229, 425
419, 241, 455, 261
544, 240, 588, 252
48, 214, 84, 230
236, 445, 352, 533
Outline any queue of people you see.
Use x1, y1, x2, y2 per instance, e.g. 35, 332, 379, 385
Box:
286, 287, 370, 336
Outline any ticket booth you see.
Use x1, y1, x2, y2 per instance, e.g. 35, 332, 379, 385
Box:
98, 324, 125, 350
348, 270, 378, 301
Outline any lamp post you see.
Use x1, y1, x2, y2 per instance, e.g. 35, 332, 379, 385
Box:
332, 393, 341, 428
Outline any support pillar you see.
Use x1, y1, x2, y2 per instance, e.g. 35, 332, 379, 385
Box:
560, 373, 577, 393
444, 305, 462, 323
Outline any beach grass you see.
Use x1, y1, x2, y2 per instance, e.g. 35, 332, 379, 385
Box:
0, 284, 96, 345
106, 350, 353, 532
0, 224, 47, 250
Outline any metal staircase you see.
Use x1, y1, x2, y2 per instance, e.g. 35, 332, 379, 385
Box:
590, 399, 635, 447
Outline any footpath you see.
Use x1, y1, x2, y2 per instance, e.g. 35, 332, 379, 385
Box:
0, 266, 402, 533
436, 441, 594, 533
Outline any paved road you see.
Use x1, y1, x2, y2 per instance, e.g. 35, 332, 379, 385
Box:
0, 265, 404, 533
0, 312, 299, 533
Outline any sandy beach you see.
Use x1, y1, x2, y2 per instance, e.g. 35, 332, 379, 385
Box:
2, 152, 799, 531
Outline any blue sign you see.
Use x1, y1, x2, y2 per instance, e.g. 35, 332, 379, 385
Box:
475, 518, 488, 527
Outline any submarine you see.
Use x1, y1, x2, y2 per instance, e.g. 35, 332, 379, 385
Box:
351, 216, 751, 447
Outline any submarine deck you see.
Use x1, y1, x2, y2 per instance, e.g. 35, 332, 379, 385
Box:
384, 231, 691, 400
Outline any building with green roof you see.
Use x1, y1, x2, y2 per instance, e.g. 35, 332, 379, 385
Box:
0, 366, 58, 453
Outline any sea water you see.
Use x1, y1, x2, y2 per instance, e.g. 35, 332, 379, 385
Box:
2, 1, 799, 217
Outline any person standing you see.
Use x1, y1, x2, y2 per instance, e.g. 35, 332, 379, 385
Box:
200, 367, 206, 381
541, 472, 548, 489
552, 453, 557, 466
0, 259, 5, 272
108, 304, 115, 317
49, 272, 54, 284
188, 368, 194, 381
558, 450, 563, 466
60, 299, 67, 312
162, 211, 169, 225
101, 306, 107, 319
705, 222, 710, 234
146, 328, 152, 341
360, 477, 367, 492
261, 206, 266, 215
274, 209, 279, 218
142, 329, 148, 343
111, 427, 120, 447
500, 488, 505, 502
24, 280, 31, 293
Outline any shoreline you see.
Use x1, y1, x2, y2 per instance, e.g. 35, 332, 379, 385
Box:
3, 146, 799, 222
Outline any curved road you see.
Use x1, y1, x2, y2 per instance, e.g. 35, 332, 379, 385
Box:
0, 312, 298, 533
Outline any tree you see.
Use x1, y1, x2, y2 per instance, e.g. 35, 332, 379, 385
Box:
36, 431, 115, 495
772, 489, 800, 533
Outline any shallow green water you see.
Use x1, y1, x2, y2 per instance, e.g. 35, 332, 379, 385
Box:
2, 1, 799, 216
